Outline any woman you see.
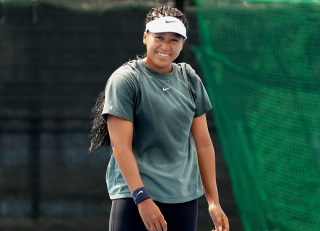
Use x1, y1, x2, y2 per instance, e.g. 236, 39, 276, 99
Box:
90, 5, 229, 231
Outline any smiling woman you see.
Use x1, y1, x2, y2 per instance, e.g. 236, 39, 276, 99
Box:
89, 5, 229, 231
143, 32, 185, 74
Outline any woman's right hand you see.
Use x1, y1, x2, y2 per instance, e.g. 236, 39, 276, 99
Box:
138, 199, 167, 231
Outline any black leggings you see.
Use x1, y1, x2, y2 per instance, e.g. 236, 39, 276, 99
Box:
109, 198, 198, 231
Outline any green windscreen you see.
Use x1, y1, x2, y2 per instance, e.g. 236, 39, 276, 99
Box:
195, 1, 320, 231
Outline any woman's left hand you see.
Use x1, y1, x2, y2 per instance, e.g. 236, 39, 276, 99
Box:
208, 202, 229, 231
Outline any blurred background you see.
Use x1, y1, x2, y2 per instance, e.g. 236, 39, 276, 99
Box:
0, 0, 319, 231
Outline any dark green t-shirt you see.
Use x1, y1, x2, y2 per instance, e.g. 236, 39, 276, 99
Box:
102, 59, 212, 203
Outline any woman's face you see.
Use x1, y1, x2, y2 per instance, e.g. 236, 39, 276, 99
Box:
143, 32, 185, 74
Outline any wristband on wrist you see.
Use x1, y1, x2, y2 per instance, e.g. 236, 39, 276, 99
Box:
132, 187, 151, 205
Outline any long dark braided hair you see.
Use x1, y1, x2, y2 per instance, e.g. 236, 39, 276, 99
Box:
89, 5, 188, 153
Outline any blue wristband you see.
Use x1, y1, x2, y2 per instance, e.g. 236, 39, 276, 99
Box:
132, 187, 151, 205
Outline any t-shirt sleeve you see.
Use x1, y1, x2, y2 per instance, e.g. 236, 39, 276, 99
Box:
102, 67, 138, 122
186, 64, 212, 117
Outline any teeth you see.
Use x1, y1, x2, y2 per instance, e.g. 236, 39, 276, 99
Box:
158, 52, 170, 57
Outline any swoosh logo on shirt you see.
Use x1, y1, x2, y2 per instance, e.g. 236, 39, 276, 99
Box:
162, 87, 170, 91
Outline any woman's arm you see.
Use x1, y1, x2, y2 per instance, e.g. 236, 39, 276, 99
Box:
107, 115, 143, 190
191, 114, 229, 231
107, 115, 167, 231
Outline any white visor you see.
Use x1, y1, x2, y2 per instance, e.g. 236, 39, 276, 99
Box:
145, 16, 187, 39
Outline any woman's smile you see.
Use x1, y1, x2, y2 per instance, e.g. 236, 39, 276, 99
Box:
157, 52, 171, 58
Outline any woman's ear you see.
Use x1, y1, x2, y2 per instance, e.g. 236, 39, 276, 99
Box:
143, 32, 147, 45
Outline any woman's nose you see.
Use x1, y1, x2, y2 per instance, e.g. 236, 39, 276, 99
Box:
160, 41, 171, 50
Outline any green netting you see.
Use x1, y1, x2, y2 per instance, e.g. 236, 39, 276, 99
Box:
238, 0, 320, 3
195, 1, 320, 231
199, 0, 320, 5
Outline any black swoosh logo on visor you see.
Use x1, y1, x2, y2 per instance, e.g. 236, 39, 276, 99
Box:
165, 20, 176, 23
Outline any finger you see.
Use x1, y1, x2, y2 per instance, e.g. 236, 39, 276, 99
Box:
154, 220, 162, 231
222, 215, 229, 231
160, 220, 167, 231
147, 222, 157, 231
144, 222, 150, 231
213, 217, 222, 231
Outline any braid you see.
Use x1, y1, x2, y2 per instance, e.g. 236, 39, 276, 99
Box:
89, 90, 110, 153
145, 5, 189, 29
